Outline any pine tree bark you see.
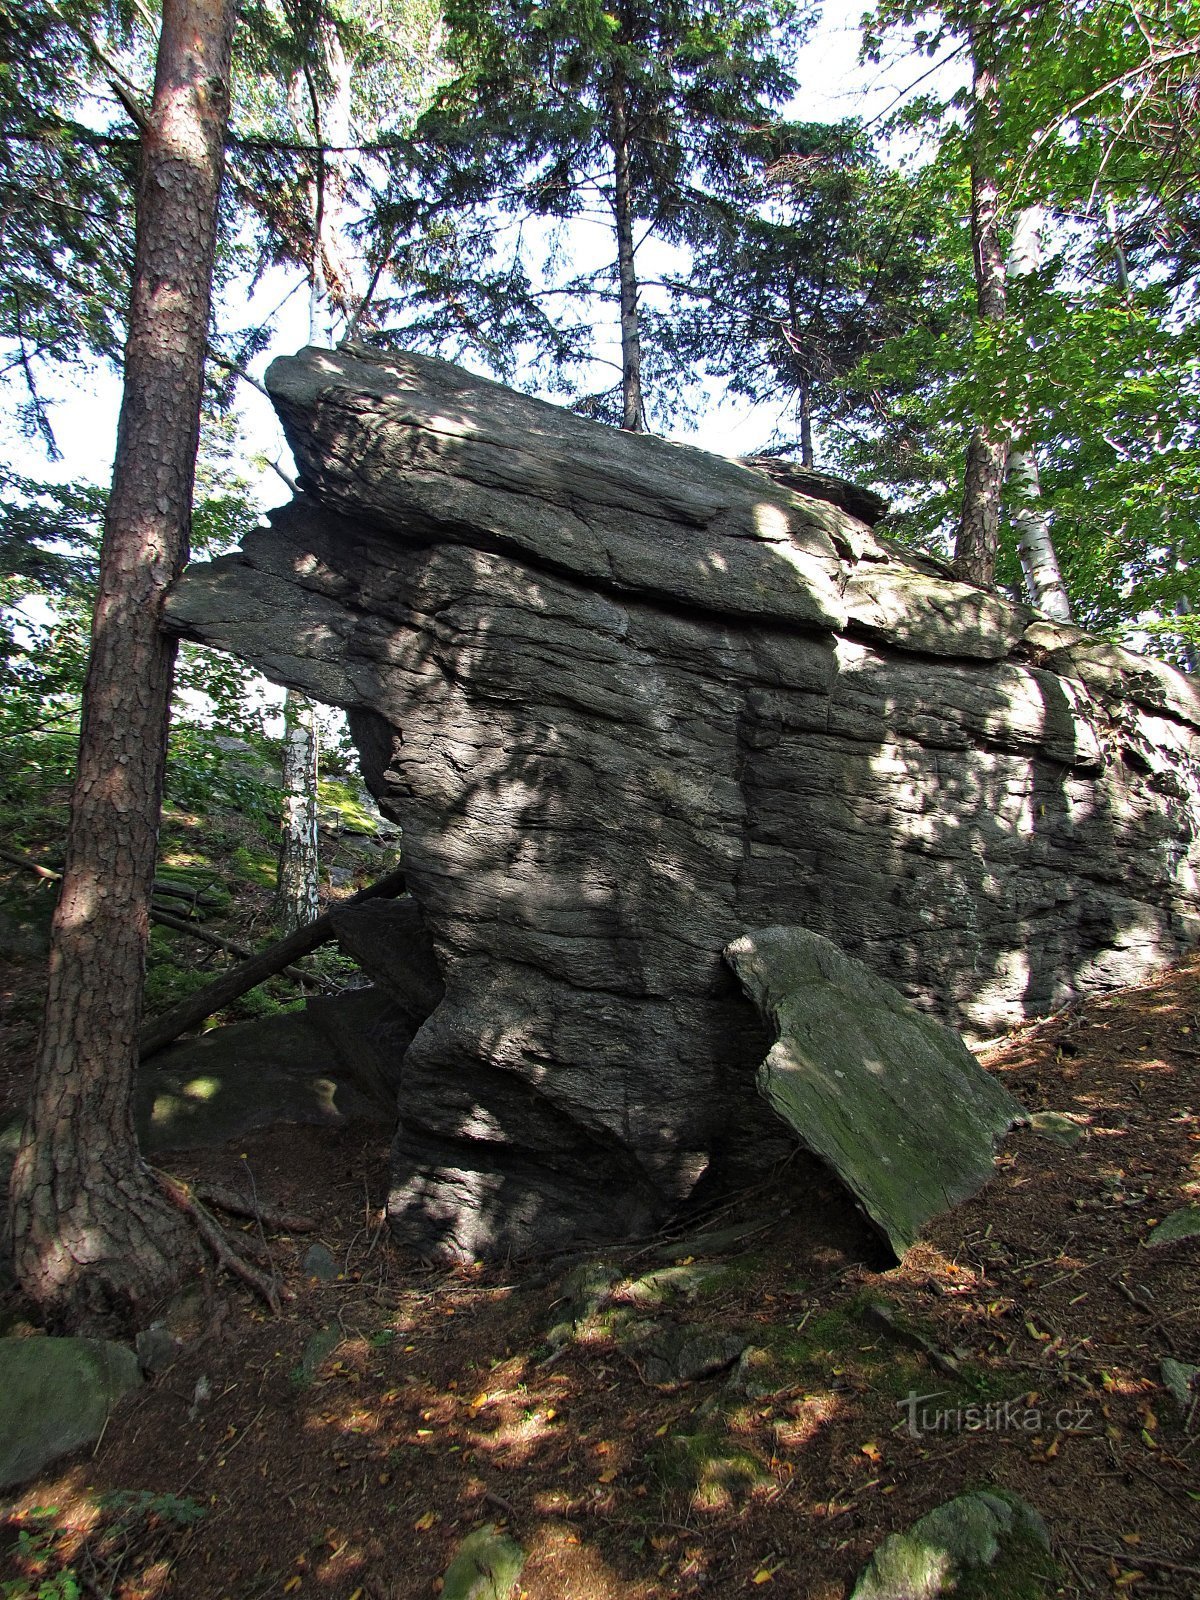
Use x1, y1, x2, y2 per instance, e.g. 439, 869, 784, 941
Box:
5, 0, 236, 1329
954, 14, 1008, 589
610, 65, 645, 433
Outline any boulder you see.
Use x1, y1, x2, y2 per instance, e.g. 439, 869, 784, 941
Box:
725, 928, 1023, 1255
0, 1336, 142, 1489
849, 1490, 1051, 1600
165, 345, 1200, 1259
135, 993, 406, 1153
441, 1525, 526, 1600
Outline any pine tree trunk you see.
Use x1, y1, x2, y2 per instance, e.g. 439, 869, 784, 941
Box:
954, 18, 1008, 588
5, 0, 236, 1329
274, 691, 321, 935
610, 66, 645, 433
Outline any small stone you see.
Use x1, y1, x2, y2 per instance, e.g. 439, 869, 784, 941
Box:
1147, 1207, 1200, 1246
635, 1326, 747, 1388
1027, 1110, 1084, 1146
298, 1327, 342, 1383
440, 1523, 525, 1600
1161, 1357, 1199, 1415
0, 1336, 142, 1489
135, 1325, 178, 1375
303, 1243, 340, 1282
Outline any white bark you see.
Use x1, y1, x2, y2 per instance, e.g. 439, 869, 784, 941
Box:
1009, 445, 1072, 621
275, 690, 321, 934
1005, 205, 1073, 621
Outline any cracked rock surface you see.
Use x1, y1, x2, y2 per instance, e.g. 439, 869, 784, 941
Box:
165, 345, 1200, 1259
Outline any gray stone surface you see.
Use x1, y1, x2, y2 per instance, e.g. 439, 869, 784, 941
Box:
850, 1490, 1051, 1600
0, 1336, 142, 1489
1161, 1357, 1199, 1415
726, 928, 1023, 1254
134, 976, 438, 1153
135, 1005, 395, 1152
302, 1243, 340, 1282
1027, 1110, 1085, 1146
634, 1326, 747, 1387
164, 345, 1200, 1259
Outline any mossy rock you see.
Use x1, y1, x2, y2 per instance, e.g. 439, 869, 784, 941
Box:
1147, 1207, 1200, 1246
545, 1261, 622, 1348
441, 1524, 525, 1600
0, 1336, 142, 1489
612, 1262, 725, 1308
850, 1490, 1054, 1600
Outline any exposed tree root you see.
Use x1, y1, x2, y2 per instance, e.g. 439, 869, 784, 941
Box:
192, 1181, 318, 1234
154, 1171, 290, 1314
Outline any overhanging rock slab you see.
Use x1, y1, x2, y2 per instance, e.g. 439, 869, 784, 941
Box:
726, 927, 1024, 1255
164, 345, 1200, 1259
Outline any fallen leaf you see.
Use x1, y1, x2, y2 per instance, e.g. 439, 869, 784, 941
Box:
414, 1511, 436, 1532
860, 1442, 883, 1464
283, 1580, 302, 1594
753, 1570, 773, 1585
1121, 1534, 1142, 1547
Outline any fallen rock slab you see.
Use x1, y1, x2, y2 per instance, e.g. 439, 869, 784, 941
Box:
726, 927, 1023, 1255
0, 1336, 142, 1489
850, 1490, 1052, 1600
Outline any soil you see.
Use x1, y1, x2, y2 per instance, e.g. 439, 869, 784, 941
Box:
2, 951, 1199, 1600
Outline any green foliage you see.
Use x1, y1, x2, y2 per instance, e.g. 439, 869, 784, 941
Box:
0, 1509, 80, 1600
93, 1490, 207, 1530
164, 725, 281, 832
372, 0, 815, 424
832, 0, 1200, 651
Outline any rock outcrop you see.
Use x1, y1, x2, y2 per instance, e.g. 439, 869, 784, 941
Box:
166, 346, 1200, 1259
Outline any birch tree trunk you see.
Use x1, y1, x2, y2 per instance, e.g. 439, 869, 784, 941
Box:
1005, 206, 1073, 621
274, 693, 321, 935
275, 19, 356, 935
5, 0, 236, 1328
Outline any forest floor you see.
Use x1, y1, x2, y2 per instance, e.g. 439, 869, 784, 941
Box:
1, 931, 1199, 1599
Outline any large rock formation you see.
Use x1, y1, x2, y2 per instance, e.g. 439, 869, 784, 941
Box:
166, 346, 1200, 1259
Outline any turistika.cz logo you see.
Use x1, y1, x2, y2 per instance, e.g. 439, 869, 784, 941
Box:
897, 1390, 1096, 1440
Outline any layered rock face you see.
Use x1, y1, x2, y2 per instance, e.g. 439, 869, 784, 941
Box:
166, 346, 1200, 1258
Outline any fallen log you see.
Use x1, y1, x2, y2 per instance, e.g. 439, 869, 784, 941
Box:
146, 906, 314, 983
138, 862, 407, 1060
1, 840, 407, 1061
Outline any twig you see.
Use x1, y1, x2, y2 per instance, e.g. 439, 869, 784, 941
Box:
1078, 1544, 1200, 1579
483, 1490, 518, 1521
